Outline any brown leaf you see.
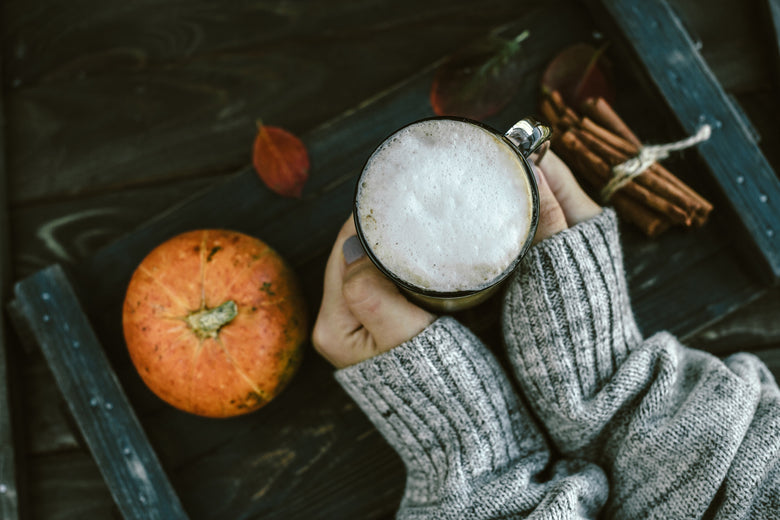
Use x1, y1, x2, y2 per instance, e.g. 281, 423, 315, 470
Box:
430, 30, 530, 121
252, 122, 310, 198
541, 43, 615, 109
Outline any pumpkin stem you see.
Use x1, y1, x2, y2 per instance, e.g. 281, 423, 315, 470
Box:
186, 300, 238, 339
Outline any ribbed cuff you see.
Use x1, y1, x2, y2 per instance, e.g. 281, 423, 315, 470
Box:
336, 317, 544, 505
503, 208, 642, 415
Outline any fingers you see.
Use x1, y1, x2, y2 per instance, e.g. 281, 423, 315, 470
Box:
533, 164, 568, 243
537, 151, 602, 226
312, 215, 435, 369
312, 216, 363, 365
341, 241, 435, 351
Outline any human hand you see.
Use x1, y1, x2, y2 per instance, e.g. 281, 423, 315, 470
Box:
312, 216, 436, 369
312, 151, 597, 368
533, 150, 602, 243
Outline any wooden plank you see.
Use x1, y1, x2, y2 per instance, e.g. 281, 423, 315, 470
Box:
0, 0, 591, 467
733, 90, 780, 173
11, 176, 217, 279
66, 10, 763, 507
10, 1, 775, 517
27, 451, 116, 520
12, 265, 189, 520
761, 0, 780, 88
0, 50, 21, 519
689, 287, 780, 354
4, 0, 528, 204
667, 0, 771, 92
591, 0, 780, 282
6, 6, 598, 517
21, 350, 81, 453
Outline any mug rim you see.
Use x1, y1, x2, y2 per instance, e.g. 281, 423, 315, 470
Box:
352, 115, 541, 300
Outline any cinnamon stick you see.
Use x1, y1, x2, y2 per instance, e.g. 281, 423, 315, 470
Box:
611, 196, 671, 237
573, 127, 701, 220
650, 163, 713, 225
581, 97, 642, 147
559, 131, 691, 225
556, 132, 670, 237
545, 90, 579, 128
548, 90, 567, 115
582, 95, 715, 223
580, 117, 637, 155
580, 117, 713, 224
543, 89, 713, 233
539, 98, 560, 128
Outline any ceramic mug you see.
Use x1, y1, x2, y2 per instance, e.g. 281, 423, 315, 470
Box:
353, 116, 550, 312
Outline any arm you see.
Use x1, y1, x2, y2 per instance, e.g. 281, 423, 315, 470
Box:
313, 216, 607, 519
504, 157, 780, 518
336, 317, 606, 519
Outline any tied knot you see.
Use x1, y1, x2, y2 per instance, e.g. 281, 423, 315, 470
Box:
601, 124, 712, 201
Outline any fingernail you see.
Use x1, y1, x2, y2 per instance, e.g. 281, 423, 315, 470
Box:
343, 235, 366, 265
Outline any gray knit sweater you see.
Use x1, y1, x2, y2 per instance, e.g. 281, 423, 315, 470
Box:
335, 209, 780, 519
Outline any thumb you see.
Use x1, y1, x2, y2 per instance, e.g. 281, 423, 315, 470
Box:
533, 164, 568, 243
341, 236, 435, 350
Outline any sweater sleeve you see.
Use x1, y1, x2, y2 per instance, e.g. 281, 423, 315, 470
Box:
503, 208, 780, 519
335, 316, 608, 519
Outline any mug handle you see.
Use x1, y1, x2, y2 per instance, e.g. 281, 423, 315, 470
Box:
504, 117, 552, 164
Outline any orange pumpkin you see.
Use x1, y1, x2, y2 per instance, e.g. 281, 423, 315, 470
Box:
122, 229, 307, 418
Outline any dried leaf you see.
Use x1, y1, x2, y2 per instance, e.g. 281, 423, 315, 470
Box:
430, 30, 530, 121
252, 122, 310, 198
541, 43, 615, 109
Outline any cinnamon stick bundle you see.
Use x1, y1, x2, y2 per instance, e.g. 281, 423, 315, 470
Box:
539, 89, 713, 237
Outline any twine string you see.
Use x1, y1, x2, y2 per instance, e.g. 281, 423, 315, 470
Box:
601, 124, 712, 201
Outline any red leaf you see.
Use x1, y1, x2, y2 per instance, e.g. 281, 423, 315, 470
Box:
252, 122, 310, 198
430, 30, 530, 121
541, 43, 615, 109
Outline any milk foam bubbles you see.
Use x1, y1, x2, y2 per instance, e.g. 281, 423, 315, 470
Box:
356, 119, 534, 292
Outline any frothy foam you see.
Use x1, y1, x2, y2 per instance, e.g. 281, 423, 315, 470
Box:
356, 119, 534, 292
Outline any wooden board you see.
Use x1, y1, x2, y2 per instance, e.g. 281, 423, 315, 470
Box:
9, 1, 780, 518
761, 0, 780, 88
2, 0, 527, 205
12, 265, 189, 520
590, 0, 780, 282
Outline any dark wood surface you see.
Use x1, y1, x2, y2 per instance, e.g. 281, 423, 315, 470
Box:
595, 0, 780, 281
13, 265, 188, 520
3, 0, 780, 519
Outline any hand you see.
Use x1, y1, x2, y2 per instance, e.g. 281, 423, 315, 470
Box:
533, 150, 602, 242
312, 151, 599, 369
312, 216, 436, 369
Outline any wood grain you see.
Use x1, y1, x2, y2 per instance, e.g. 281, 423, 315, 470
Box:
7, 0, 780, 518
12, 177, 217, 280
592, 0, 780, 282
689, 286, 780, 354
27, 451, 116, 520
760, 0, 780, 88
21, 25, 769, 520
13, 265, 189, 520
6, 0, 592, 471
21, 349, 81, 453
3, 0, 530, 204
668, 0, 772, 92
9, 5, 600, 517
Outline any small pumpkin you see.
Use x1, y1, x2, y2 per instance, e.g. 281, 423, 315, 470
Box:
122, 229, 307, 418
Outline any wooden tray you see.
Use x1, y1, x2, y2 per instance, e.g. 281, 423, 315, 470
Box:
10, 1, 780, 518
